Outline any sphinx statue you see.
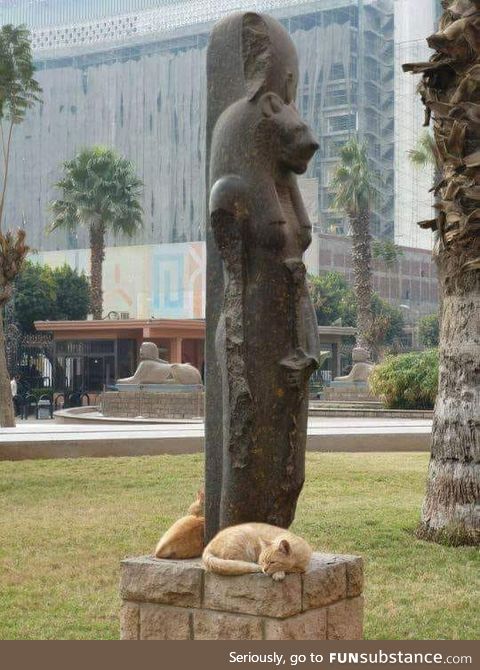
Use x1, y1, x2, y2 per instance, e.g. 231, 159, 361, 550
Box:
117, 342, 202, 386
324, 345, 377, 402
334, 346, 374, 385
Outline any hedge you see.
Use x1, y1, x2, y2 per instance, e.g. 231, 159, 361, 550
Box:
369, 349, 439, 410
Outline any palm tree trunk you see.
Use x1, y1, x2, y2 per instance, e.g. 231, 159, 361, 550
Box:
350, 209, 373, 354
89, 221, 105, 320
403, 5, 480, 545
0, 306, 15, 427
417, 243, 480, 545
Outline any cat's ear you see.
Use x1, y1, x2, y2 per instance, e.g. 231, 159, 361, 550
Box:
278, 539, 290, 555
197, 490, 205, 502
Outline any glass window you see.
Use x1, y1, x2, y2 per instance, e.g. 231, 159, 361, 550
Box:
330, 63, 345, 81
325, 85, 348, 107
328, 114, 357, 133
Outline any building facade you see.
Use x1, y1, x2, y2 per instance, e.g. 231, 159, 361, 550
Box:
1, 0, 395, 252
36, 235, 438, 323
0, 0, 439, 324
393, 0, 438, 250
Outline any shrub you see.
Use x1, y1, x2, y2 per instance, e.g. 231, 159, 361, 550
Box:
419, 313, 439, 347
14, 262, 56, 332
307, 271, 404, 352
13, 261, 90, 331
369, 349, 439, 410
52, 264, 91, 321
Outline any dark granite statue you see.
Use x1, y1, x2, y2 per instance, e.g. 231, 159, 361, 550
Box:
205, 12, 320, 540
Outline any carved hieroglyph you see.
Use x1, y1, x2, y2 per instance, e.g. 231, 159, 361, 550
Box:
205, 13, 320, 538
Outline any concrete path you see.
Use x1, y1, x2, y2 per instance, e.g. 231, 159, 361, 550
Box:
0, 417, 432, 461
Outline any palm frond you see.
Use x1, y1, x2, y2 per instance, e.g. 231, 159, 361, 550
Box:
48, 145, 144, 238
408, 131, 437, 169
331, 137, 379, 216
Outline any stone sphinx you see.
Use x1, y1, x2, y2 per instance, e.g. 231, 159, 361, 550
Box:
117, 342, 202, 386
334, 347, 374, 385
324, 346, 376, 402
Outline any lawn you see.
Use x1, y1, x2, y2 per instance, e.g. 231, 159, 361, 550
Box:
0, 452, 478, 640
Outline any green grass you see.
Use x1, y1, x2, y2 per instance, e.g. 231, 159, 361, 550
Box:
0, 453, 478, 640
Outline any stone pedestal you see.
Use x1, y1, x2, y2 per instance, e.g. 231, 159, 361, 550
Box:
101, 388, 204, 419
323, 382, 379, 403
120, 553, 364, 640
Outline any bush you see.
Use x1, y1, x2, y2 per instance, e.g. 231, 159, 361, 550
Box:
14, 261, 90, 331
307, 271, 404, 352
419, 313, 439, 347
369, 349, 439, 410
52, 264, 91, 321
14, 262, 56, 332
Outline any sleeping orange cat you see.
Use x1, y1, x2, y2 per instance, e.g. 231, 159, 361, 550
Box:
154, 490, 205, 559
203, 523, 312, 581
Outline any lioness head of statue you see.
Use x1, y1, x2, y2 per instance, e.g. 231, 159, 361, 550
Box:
258, 92, 319, 175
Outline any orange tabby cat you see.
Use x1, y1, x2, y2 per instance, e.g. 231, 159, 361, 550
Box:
155, 490, 205, 559
203, 523, 312, 581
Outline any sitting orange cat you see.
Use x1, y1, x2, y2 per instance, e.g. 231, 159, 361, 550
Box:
203, 523, 312, 581
155, 490, 205, 559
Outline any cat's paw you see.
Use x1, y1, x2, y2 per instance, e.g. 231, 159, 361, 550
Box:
272, 571, 286, 581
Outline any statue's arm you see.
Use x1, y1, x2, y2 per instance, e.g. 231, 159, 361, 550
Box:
210, 174, 288, 254
117, 361, 145, 384
209, 175, 248, 257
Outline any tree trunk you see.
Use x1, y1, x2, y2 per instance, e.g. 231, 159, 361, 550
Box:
350, 210, 373, 354
403, 3, 480, 544
0, 307, 15, 427
89, 221, 105, 320
418, 243, 480, 545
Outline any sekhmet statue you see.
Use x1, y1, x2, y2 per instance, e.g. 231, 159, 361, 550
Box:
206, 12, 320, 537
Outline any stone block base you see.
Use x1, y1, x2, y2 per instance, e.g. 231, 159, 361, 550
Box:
120, 553, 364, 640
324, 386, 379, 403
101, 390, 204, 419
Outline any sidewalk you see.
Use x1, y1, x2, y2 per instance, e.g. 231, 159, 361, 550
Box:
0, 417, 432, 460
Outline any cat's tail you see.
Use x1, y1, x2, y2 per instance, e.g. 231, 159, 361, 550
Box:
202, 548, 262, 576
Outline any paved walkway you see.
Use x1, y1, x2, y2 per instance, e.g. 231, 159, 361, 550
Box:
0, 417, 432, 460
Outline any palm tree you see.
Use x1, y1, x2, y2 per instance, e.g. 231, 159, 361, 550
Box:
331, 137, 377, 356
0, 25, 41, 427
50, 146, 143, 319
408, 130, 437, 170
404, 4, 479, 545
409, 130, 443, 210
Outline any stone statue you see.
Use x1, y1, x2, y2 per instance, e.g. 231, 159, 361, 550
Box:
334, 347, 374, 384
117, 341, 202, 386
206, 12, 320, 538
